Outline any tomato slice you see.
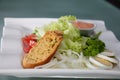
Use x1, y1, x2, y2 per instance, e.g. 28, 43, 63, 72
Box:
22, 34, 37, 53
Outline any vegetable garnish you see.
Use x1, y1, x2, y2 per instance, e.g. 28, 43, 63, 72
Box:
33, 27, 42, 40
83, 32, 105, 56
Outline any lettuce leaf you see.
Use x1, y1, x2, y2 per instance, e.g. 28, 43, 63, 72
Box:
44, 15, 82, 52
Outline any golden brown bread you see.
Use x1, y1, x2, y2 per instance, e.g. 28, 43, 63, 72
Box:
22, 30, 63, 68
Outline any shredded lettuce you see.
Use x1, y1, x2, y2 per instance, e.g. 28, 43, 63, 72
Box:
58, 15, 76, 22
44, 15, 82, 52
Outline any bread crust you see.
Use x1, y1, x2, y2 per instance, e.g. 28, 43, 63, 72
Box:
22, 30, 63, 68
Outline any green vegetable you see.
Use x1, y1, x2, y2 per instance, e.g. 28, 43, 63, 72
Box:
58, 15, 76, 22
33, 27, 41, 40
83, 32, 105, 56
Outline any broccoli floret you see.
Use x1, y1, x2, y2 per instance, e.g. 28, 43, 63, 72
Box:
83, 32, 105, 56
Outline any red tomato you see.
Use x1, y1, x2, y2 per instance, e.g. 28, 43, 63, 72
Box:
22, 34, 37, 53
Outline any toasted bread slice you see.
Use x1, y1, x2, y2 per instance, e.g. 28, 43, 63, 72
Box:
22, 30, 63, 68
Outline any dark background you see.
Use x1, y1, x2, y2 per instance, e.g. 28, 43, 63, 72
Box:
0, 0, 120, 80
106, 0, 120, 9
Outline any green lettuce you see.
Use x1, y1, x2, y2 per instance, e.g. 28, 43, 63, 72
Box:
44, 15, 82, 52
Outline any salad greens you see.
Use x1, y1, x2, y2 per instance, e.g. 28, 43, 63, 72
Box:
44, 15, 82, 52
33, 15, 105, 56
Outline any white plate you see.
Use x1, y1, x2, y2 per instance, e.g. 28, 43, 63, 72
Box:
0, 18, 120, 78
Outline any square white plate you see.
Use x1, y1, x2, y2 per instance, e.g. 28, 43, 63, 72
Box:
0, 18, 120, 78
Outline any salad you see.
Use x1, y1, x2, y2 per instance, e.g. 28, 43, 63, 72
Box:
22, 15, 118, 69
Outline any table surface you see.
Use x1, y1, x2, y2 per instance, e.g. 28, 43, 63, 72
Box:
0, 0, 120, 80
